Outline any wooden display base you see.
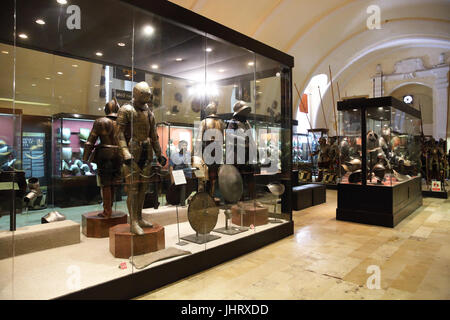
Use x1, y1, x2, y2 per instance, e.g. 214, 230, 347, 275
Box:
231, 205, 269, 227
109, 223, 165, 259
82, 211, 127, 238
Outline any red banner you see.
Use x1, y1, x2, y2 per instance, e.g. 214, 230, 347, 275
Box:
299, 94, 308, 113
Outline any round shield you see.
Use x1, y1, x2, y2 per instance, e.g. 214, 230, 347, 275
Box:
267, 183, 285, 196
218, 164, 243, 204
187, 192, 219, 235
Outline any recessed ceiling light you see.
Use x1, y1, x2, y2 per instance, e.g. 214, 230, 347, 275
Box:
95, 84, 99, 87
57, 0, 67, 4
205, 48, 212, 52
35, 19, 45, 25
72, 64, 78, 68
258, 92, 263, 94
167, 82, 172, 85
276, 72, 281, 77
175, 58, 183, 62
218, 69, 225, 73
353, 109, 358, 111
125, 74, 130, 77
117, 42, 125, 47
95, 52, 103, 57
31, 84, 36, 87
151, 64, 159, 69
143, 25, 154, 36
256, 80, 260, 83
18, 33, 28, 39
1, 51, 8, 54
248, 62, 254, 66
45, 77, 51, 80
57, 72, 63, 75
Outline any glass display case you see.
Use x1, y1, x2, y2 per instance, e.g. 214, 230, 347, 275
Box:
51, 113, 100, 207
336, 96, 422, 227
422, 136, 448, 198
293, 133, 312, 182
0, 0, 294, 299
0, 108, 25, 222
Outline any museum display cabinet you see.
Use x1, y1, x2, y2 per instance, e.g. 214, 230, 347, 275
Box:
421, 136, 448, 199
0, 0, 294, 299
0, 108, 25, 222
336, 96, 423, 227
51, 113, 100, 207
307, 128, 338, 186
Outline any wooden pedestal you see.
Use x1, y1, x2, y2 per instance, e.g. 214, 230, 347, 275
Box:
109, 223, 165, 259
231, 205, 269, 227
82, 211, 127, 238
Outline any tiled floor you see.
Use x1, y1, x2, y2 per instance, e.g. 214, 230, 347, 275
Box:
137, 190, 450, 300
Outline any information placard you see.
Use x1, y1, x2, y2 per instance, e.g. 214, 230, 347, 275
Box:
172, 169, 187, 185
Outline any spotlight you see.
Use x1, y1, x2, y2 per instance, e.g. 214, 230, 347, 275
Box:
143, 25, 154, 36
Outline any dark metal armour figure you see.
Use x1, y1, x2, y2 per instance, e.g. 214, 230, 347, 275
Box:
83, 98, 122, 218
116, 82, 166, 235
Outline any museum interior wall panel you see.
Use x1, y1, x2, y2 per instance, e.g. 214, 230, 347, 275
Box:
0, 0, 294, 299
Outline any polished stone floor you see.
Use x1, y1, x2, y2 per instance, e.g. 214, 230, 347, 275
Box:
137, 190, 450, 300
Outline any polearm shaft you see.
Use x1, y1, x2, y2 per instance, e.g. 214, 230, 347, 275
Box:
328, 65, 338, 134
317, 85, 328, 130
294, 82, 316, 176
294, 83, 318, 145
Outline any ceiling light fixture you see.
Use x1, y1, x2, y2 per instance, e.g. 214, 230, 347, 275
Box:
218, 69, 225, 73
151, 64, 159, 69
57, 0, 68, 4
205, 48, 212, 52
72, 64, 78, 68
95, 52, 103, 57
57, 72, 63, 75
45, 77, 51, 80
31, 84, 36, 87
248, 62, 254, 66
1, 51, 8, 54
35, 19, 45, 25
117, 42, 125, 47
175, 58, 183, 62
167, 82, 172, 85
18, 33, 28, 39
143, 25, 155, 36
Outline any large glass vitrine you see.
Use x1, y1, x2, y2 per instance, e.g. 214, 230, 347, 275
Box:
336, 96, 422, 227
0, 0, 294, 299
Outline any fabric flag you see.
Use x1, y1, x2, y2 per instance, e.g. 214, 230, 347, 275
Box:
299, 94, 308, 113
